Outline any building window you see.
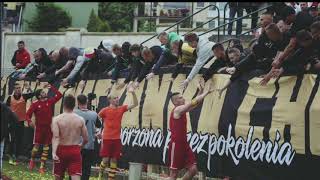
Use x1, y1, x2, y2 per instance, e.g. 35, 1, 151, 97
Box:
209, 2, 217, 10
196, 21, 204, 27
209, 21, 216, 28
196, 2, 205, 8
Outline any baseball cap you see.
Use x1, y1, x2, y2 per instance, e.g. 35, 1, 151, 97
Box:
83, 48, 95, 59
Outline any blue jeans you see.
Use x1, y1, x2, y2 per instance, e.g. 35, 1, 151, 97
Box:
227, 7, 244, 35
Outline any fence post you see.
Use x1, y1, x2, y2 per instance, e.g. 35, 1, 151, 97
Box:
128, 162, 143, 180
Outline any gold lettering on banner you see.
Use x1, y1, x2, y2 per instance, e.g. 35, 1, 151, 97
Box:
271, 75, 313, 154
235, 77, 276, 142
308, 74, 320, 156
142, 74, 172, 129
197, 74, 230, 135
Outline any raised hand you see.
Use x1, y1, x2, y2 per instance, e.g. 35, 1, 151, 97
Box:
116, 82, 126, 90
226, 67, 236, 75
180, 79, 190, 91
127, 82, 135, 93
146, 72, 155, 80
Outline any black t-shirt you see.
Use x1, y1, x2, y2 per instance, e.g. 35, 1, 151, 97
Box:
289, 11, 314, 37
254, 32, 291, 61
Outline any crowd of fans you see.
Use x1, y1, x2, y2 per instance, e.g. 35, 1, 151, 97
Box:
1, 2, 320, 179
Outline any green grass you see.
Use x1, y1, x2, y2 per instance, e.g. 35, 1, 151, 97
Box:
2, 160, 101, 180
3, 160, 52, 179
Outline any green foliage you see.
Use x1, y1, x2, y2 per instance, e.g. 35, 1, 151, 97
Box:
27, 3, 72, 32
138, 20, 156, 32
98, 2, 138, 32
87, 9, 111, 32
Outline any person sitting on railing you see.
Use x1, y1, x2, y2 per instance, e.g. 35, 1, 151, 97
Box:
261, 30, 320, 82
180, 33, 215, 91
202, 43, 231, 82
145, 31, 180, 80
132, 45, 163, 89
116, 44, 144, 90
17, 48, 52, 81
261, 5, 315, 84
169, 40, 197, 83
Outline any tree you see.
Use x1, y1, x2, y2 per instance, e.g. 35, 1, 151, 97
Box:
138, 20, 156, 32
87, 9, 111, 32
98, 2, 138, 32
27, 3, 72, 32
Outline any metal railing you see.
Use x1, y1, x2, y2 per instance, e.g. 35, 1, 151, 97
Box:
181, 5, 220, 41
199, 5, 272, 37
140, 4, 219, 45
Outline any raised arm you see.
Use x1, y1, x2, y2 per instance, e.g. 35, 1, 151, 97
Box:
272, 37, 297, 68
48, 84, 63, 104
127, 83, 138, 111
175, 81, 212, 118
66, 56, 86, 83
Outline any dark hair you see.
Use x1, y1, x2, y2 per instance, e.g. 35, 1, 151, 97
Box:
14, 83, 20, 87
212, 43, 224, 51
64, 94, 76, 110
296, 30, 313, 42
228, 48, 240, 55
265, 23, 280, 33
280, 6, 296, 19
157, 31, 168, 39
35, 89, 43, 100
77, 94, 87, 105
130, 44, 142, 52
37, 48, 48, 58
18, 41, 24, 44
169, 92, 180, 102
112, 44, 122, 52
311, 21, 320, 31
184, 33, 198, 43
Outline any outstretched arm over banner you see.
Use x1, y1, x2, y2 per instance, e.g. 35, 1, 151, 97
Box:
174, 81, 214, 119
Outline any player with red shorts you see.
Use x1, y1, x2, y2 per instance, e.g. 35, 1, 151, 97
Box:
97, 84, 138, 180
168, 80, 214, 179
51, 94, 89, 180
26, 83, 62, 174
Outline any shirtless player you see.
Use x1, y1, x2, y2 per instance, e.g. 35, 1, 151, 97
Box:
51, 94, 89, 180
168, 80, 214, 180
